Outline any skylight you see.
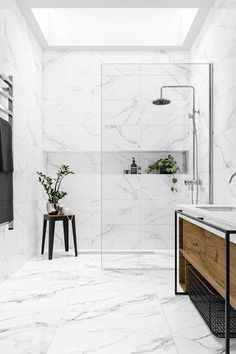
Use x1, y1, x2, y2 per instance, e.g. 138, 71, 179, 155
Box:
32, 8, 198, 47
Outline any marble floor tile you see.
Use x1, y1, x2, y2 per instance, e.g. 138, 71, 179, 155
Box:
0, 310, 62, 354
101, 253, 147, 270
46, 314, 177, 354
144, 250, 175, 269
0, 252, 82, 313
0, 252, 234, 353
46, 266, 177, 354
149, 269, 236, 353
149, 269, 193, 313
165, 309, 236, 354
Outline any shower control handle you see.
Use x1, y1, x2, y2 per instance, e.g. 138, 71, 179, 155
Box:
184, 179, 202, 187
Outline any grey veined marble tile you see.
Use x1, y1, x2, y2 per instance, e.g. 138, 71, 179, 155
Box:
0, 253, 234, 354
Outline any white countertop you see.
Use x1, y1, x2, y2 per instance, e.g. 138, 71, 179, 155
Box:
177, 204, 236, 232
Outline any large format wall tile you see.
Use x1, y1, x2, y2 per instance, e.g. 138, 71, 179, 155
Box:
141, 199, 179, 225
101, 75, 140, 101
44, 124, 100, 151
102, 175, 141, 200
43, 53, 195, 251
102, 124, 140, 151
140, 99, 190, 126
102, 99, 140, 125
101, 224, 141, 250
44, 100, 100, 126
140, 75, 189, 101
0, 0, 43, 282
102, 200, 140, 225
140, 124, 189, 151
141, 175, 190, 201
44, 74, 101, 101
190, 0, 236, 204
142, 224, 175, 249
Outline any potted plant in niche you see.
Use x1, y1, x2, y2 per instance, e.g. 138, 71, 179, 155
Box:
37, 165, 74, 215
146, 154, 180, 192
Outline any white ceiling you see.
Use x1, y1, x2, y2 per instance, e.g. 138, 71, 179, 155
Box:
16, 0, 215, 50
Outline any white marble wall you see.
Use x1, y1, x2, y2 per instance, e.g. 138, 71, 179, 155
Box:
189, 64, 211, 204
0, 0, 233, 277
43, 52, 193, 250
190, 0, 236, 204
101, 63, 191, 250
0, 0, 43, 282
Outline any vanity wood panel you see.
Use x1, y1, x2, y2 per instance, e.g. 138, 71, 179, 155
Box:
205, 231, 225, 289
179, 218, 236, 309
183, 220, 205, 263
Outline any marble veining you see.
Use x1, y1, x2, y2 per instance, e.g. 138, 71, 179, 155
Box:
0, 253, 235, 354
43, 54, 193, 251
190, 0, 236, 205
0, 0, 43, 282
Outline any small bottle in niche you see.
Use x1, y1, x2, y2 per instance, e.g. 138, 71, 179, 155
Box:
131, 157, 138, 174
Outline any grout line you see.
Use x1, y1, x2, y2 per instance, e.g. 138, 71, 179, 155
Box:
147, 267, 180, 354
45, 255, 87, 354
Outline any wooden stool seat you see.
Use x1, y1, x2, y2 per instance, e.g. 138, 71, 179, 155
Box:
41, 214, 78, 260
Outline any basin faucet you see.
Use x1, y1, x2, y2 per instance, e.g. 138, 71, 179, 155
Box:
229, 172, 236, 183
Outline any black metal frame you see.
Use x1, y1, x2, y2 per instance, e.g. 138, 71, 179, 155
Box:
175, 209, 236, 354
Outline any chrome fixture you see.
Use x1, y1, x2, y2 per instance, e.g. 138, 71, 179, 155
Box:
229, 172, 236, 183
184, 179, 202, 187
153, 85, 201, 204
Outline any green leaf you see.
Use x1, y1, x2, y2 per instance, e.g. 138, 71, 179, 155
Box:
37, 164, 75, 202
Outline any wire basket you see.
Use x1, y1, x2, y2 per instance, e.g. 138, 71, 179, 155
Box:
187, 264, 236, 338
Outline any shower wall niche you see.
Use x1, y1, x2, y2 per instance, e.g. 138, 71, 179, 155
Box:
101, 63, 211, 263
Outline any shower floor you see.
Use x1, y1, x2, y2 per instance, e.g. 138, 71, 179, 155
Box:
0, 251, 235, 354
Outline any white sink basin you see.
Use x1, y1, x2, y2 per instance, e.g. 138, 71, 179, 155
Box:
179, 204, 236, 230
196, 206, 236, 212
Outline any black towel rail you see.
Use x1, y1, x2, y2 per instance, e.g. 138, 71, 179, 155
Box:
0, 73, 13, 230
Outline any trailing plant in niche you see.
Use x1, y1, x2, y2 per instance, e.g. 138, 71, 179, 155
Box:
146, 154, 180, 192
37, 165, 74, 204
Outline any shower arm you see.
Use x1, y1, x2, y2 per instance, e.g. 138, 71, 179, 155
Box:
160, 85, 196, 114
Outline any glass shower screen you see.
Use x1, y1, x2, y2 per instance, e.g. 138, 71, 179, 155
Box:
101, 63, 211, 270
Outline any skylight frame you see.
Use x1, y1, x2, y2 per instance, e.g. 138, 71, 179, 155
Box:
31, 7, 199, 47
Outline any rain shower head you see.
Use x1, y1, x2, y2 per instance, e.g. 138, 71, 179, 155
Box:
152, 97, 171, 105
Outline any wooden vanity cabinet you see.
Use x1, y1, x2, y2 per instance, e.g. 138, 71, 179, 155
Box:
179, 218, 236, 310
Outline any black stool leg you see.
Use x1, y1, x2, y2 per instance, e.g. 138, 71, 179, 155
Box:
41, 219, 47, 255
49, 219, 55, 260
71, 217, 78, 257
63, 220, 69, 252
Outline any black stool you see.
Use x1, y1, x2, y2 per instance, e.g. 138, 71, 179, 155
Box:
41, 214, 78, 260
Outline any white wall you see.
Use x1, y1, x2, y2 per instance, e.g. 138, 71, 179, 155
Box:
101, 63, 190, 251
190, 0, 236, 204
0, 0, 43, 281
43, 51, 193, 250
0, 0, 235, 276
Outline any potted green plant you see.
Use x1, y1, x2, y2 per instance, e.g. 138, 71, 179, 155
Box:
37, 165, 74, 215
146, 154, 180, 192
